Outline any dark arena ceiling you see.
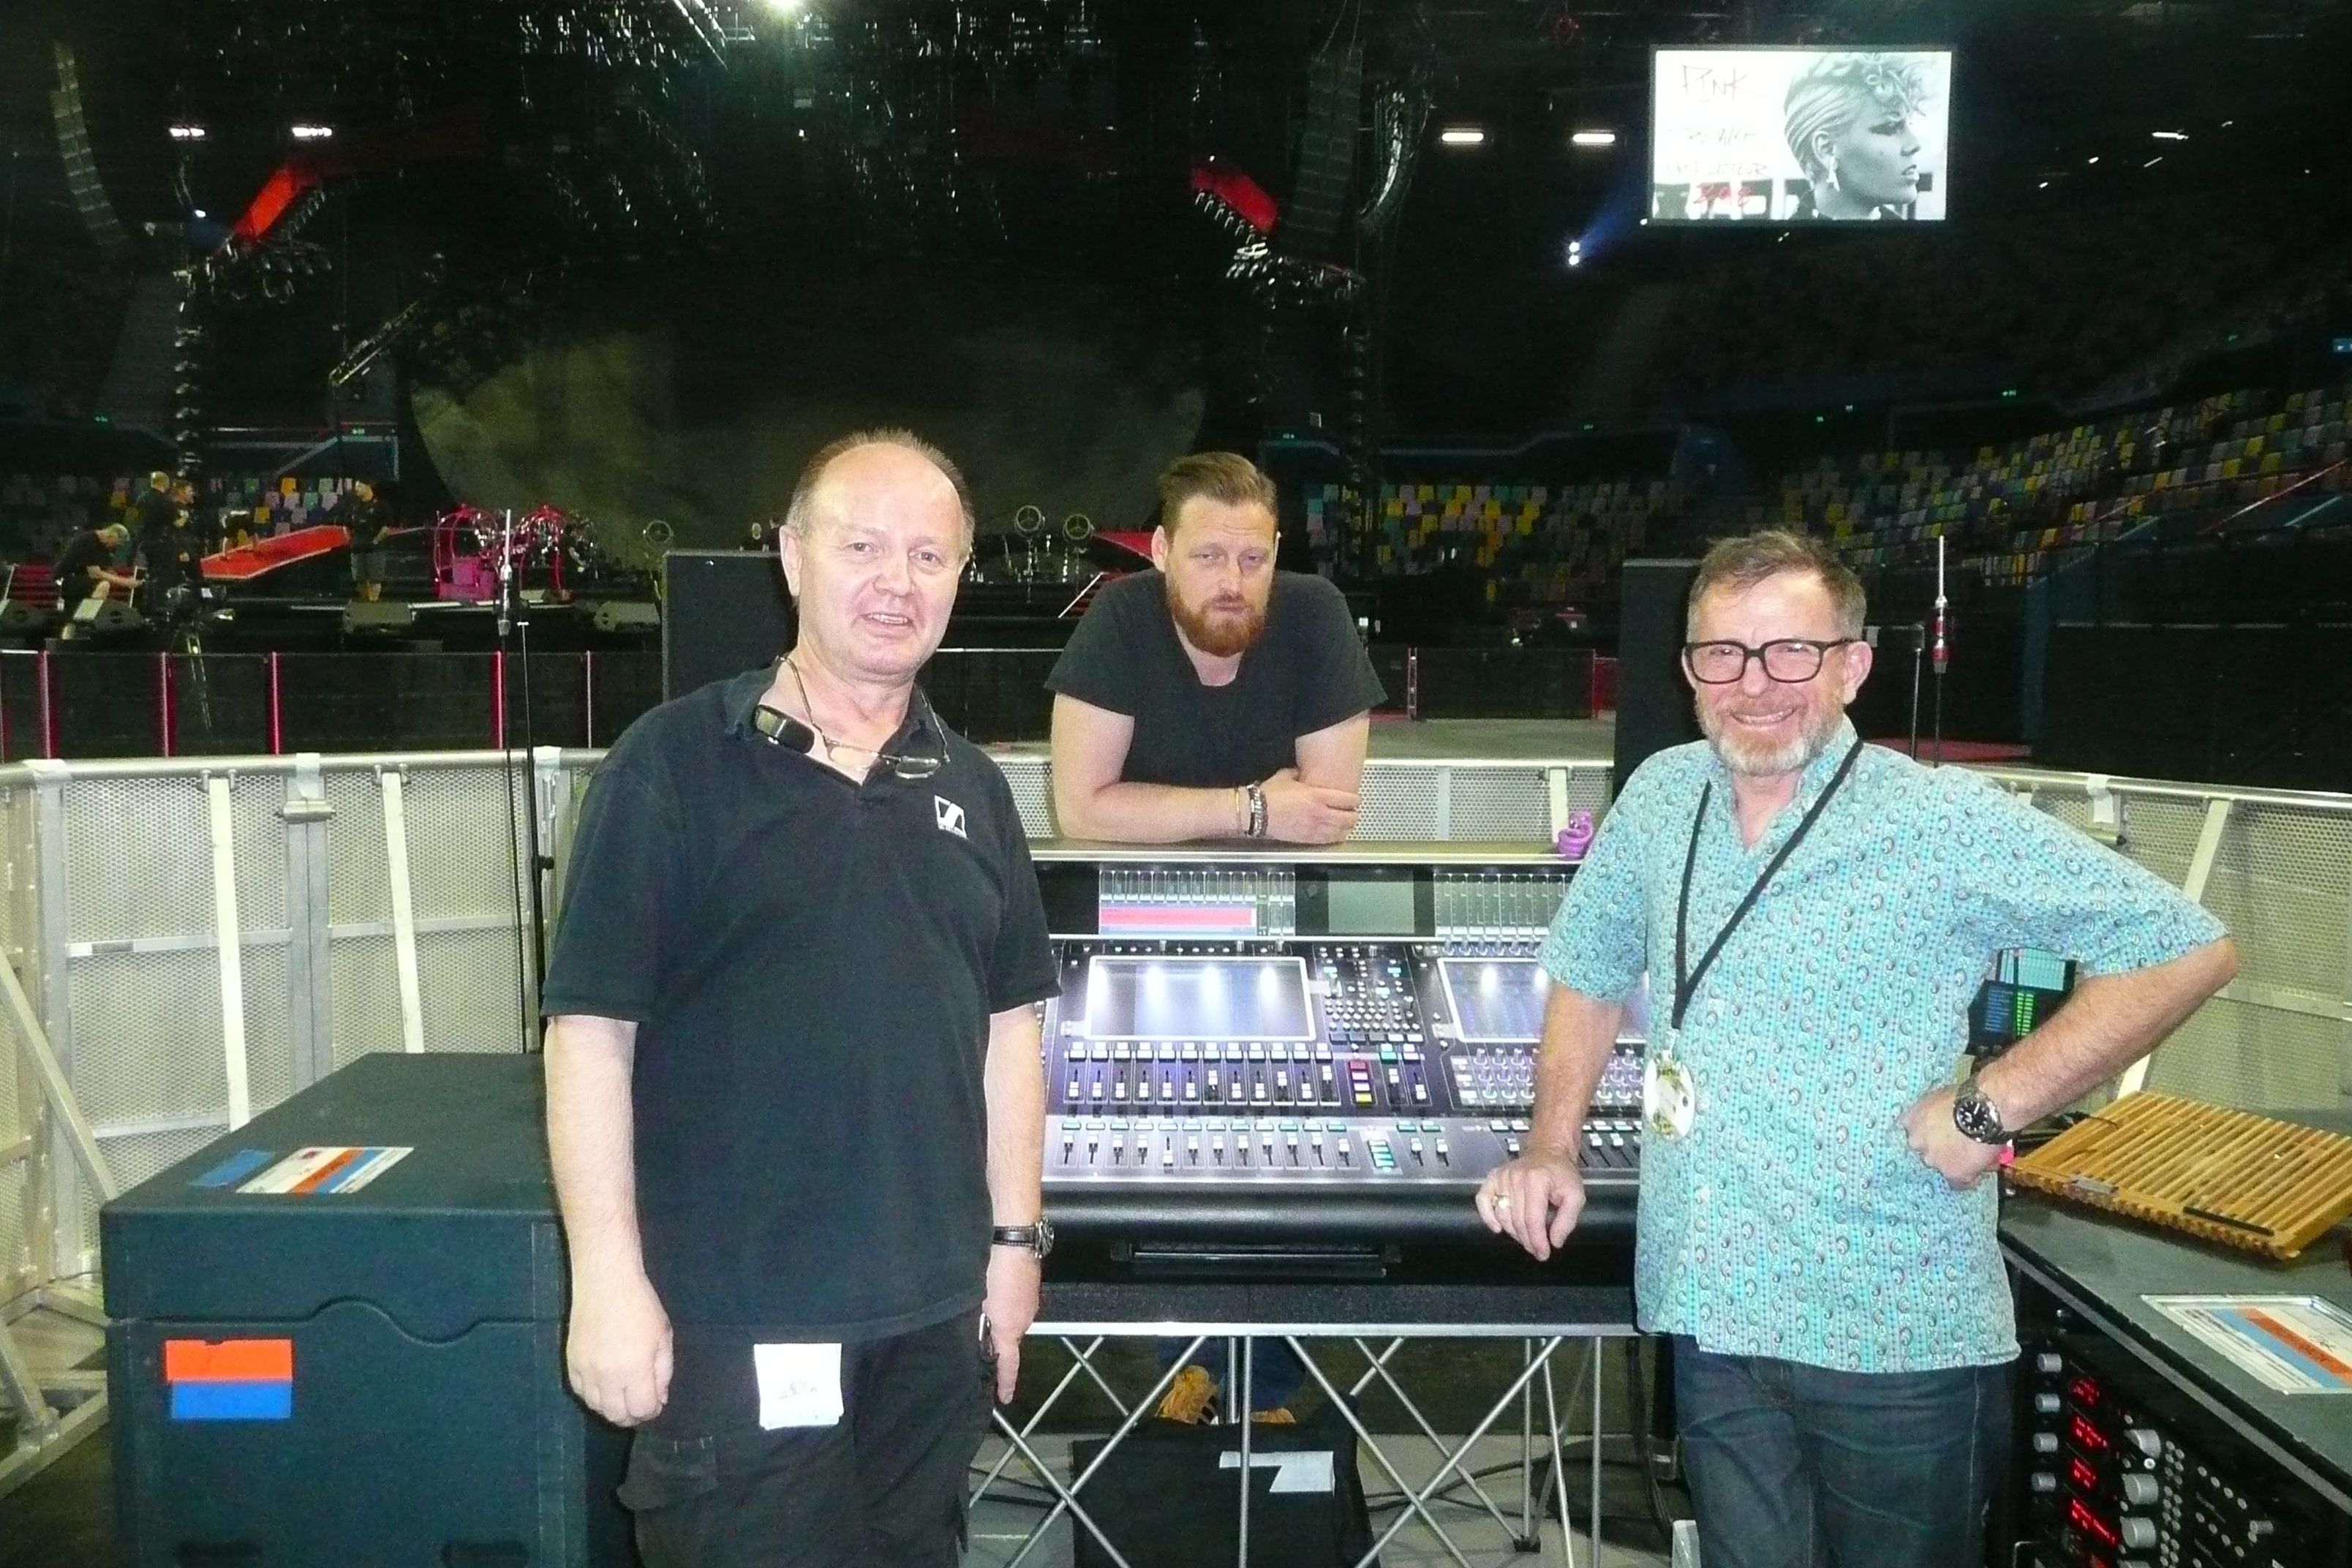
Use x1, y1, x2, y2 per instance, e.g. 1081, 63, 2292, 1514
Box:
0, 0, 2346, 526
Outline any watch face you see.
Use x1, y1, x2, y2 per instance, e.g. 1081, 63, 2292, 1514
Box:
1953, 1088, 2004, 1144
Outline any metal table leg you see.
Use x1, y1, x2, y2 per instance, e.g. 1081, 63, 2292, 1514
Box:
1345, 1335, 1528, 1543
1294, 1333, 1574, 1568
987, 1334, 1207, 1568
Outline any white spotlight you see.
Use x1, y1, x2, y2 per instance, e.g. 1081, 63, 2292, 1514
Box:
290, 124, 335, 140
1438, 127, 1488, 147
1569, 129, 1618, 148
168, 124, 207, 142
2150, 129, 2188, 141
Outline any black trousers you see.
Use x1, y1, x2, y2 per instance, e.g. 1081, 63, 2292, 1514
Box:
619, 1312, 995, 1568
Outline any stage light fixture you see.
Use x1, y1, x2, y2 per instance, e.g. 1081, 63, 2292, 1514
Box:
760, 0, 806, 12
2150, 129, 2187, 141
291, 124, 335, 141
168, 125, 207, 141
1438, 127, 1487, 147
1569, 129, 1617, 147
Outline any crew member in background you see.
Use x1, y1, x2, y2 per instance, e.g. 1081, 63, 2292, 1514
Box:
336, 480, 392, 601
1047, 451, 1384, 846
543, 429, 1057, 1568
52, 523, 137, 612
139, 483, 201, 625
1045, 450, 1386, 1422
129, 469, 176, 544
1478, 529, 2236, 1568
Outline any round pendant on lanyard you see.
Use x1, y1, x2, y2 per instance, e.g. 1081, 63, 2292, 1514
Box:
1644, 1049, 1697, 1141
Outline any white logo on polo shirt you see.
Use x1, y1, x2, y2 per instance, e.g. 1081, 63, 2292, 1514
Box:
934, 796, 968, 840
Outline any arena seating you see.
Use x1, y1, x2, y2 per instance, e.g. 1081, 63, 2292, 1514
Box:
1772, 380, 2351, 583
1302, 478, 1681, 612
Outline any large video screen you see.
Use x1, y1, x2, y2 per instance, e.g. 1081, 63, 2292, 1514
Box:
1650, 48, 1951, 223
1083, 956, 1314, 1041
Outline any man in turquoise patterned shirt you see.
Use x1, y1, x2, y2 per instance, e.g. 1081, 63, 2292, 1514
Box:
1476, 531, 2236, 1568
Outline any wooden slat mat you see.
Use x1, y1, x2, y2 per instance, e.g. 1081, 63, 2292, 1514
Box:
2008, 1093, 2352, 1260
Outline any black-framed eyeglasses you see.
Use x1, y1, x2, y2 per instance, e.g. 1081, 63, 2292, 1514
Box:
1681, 638, 1857, 685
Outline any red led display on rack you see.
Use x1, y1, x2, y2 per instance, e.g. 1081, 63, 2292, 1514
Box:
2067, 1497, 2119, 1548
2069, 1413, 2108, 1452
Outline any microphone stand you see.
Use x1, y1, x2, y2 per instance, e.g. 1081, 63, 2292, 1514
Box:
1930, 534, 1949, 766
497, 508, 551, 1049
1906, 620, 1926, 760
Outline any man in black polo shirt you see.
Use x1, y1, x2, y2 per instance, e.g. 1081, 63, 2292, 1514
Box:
1047, 451, 1386, 845
541, 429, 1058, 1568
1047, 451, 1384, 1422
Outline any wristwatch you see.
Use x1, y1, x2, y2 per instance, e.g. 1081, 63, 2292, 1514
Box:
1950, 1075, 2010, 1145
1244, 783, 1269, 840
990, 1219, 1055, 1259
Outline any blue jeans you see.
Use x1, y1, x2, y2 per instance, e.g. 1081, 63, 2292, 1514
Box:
1673, 1337, 2010, 1568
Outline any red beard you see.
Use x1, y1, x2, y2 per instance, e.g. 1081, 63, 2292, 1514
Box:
1167, 584, 1266, 658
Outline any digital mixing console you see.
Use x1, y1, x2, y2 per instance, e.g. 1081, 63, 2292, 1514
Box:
1036, 934, 1644, 1248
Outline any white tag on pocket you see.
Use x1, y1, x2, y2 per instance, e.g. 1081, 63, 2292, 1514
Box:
753, 1343, 844, 1431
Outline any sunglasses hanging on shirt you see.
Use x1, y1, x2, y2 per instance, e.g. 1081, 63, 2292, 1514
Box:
752, 660, 944, 781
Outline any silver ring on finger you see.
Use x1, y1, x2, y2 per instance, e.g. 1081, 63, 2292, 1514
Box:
1493, 1194, 1512, 1210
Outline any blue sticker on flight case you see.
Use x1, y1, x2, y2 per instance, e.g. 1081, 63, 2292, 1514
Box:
191, 1150, 275, 1189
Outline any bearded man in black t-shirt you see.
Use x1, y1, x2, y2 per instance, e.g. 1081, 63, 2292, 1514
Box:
1045, 451, 1385, 845
1044, 451, 1385, 1422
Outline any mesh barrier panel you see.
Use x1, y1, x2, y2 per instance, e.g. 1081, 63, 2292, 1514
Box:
1989, 774, 2352, 1114
62, 777, 217, 944
2198, 803, 2352, 1000
2148, 996, 2345, 1111
0, 1161, 30, 1300
1357, 766, 1444, 840
991, 754, 1055, 838
1447, 769, 1560, 842
328, 938, 404, 1068
67, 950, 227, 1128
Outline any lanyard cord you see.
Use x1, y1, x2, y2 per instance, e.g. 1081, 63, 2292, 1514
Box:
1672, 736, 1865, 1031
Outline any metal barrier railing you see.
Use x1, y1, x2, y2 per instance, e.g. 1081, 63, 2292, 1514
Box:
3, 745, 2345, 1493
